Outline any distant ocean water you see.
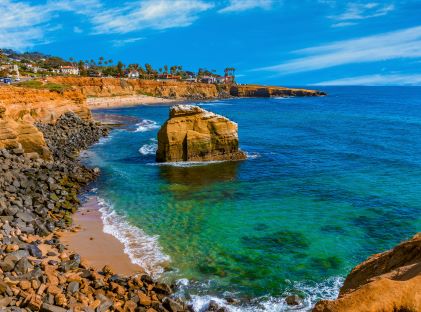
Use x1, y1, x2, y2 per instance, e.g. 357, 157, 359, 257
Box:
81, 87, 421, 311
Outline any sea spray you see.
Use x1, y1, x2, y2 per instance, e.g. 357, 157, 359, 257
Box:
139, 138, 158, 155
178, 276, 344, 312
135, 119, 160, 132
96, 196, 170, 277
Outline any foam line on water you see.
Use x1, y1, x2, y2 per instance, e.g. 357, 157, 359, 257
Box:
96, 196, 170, 277
135, 119, 160, 132
139, 138, 158, 155
179, 276, 343, 312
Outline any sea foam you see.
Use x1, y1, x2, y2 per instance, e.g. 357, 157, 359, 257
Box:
96, 197, 170, 277
139, 138, 158, 155
135, 119, 160, 132
179, 276, 343, 312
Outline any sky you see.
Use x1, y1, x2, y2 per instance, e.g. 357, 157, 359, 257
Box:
1, 0, 421, 86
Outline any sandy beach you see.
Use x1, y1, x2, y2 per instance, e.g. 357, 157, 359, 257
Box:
61, 196, 144, 276
87, 94, 176, 109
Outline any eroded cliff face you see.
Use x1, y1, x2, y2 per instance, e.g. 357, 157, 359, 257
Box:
0, 85, 91, 158
230, 85, 326, 97
156, 105, 247, 162
313, 233, 421, 312
47, 77, 220, 99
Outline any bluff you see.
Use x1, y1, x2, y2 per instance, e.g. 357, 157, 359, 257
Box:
230, 84, 326, 97
46, 77, 326, 100
47, 77, 221, 99
313, 233, 421, 312
0, 85, 90, 158
156, 105, 247, 162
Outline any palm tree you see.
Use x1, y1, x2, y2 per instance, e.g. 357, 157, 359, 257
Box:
164, 65, 168, 74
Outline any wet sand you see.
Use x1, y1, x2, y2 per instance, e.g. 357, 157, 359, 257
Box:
61, 196, 144, 276
87, 94, 176, 109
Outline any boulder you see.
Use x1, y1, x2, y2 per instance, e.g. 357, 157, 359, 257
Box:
313, 233, 421, 312
156, 105, 246, 162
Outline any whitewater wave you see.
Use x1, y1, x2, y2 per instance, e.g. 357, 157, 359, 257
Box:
96, 197, 170, 277
139, 138, 158, 155
135, 119, 160, 132
178, 276, 343, 312
273, 96, 292, 100
245, 151, 261, 159
147, 160, 227, 167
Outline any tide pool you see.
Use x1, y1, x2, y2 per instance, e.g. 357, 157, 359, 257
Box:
81, 86, 421, 311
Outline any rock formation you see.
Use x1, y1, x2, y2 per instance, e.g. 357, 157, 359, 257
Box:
0, 85, 91, 159
47, 77, 221, 100
230, 84, 326, 97
313, 233, 421, 312
156, 105, 247, 162
47, 77, 326, 100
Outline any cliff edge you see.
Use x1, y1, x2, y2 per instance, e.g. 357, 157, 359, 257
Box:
0, 85, 91, 159
313, 233, 421, 312
156, 105, 247, 162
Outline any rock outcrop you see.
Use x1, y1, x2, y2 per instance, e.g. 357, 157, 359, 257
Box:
230, 84, 326, 97
313, 233, 421, 312
47, 77, 221, 99
156, 105, 247, 162
46, 77, 326, 100
0, 85, 90, 159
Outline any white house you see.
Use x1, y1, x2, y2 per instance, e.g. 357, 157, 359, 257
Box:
60, 65, 79, 75
127, 70, 140, 78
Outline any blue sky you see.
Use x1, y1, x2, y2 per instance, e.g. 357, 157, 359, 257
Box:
1, 0, 421, 86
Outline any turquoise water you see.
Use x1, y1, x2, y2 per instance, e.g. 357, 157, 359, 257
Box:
82, 87, 421, 311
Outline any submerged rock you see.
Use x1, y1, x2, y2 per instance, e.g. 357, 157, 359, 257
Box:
156, 105, 247, 162
313, 232, 421, 312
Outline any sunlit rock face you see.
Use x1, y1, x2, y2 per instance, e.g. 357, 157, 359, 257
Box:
156, 105, 246, 162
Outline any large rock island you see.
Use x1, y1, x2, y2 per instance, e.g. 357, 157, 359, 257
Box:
156, 105, 247, 162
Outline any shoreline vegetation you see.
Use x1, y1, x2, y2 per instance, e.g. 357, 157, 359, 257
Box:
1, 77, 419, 311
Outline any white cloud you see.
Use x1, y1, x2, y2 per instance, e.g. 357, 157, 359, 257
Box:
0, 0, 212, 49
333, 2, 395, 21
312, 74, 421, 86
255, 26, 421, 74
91, 0, 213, 34
112, 37, 145, 47
218, 0, 273, 13
331, 21, 357, 28
0, 0, 51, 49
73, 26, 83, 33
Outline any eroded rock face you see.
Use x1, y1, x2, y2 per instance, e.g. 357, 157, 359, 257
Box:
313, 233, 421, 312
156, 105, 247, 162
0, 85, 90, 159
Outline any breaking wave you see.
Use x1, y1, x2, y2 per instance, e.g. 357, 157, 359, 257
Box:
96, 196, 170, 277
135, 119, 160, 132
177, 276, 343, 312
139, 138, 158, 155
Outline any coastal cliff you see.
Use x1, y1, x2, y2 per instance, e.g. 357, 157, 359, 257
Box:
47, 77, 221, 99
0, 85, 90, 159
230, 84, 326, 97
46, 77, 326, 100
156, 105, 246, 162
313, 233, 421, 312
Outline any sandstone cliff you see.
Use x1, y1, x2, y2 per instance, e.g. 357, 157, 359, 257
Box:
156, 105, 246, 162
230, 85, 326, 97
313, 233, 421, 312
47, 77, 326, 100
0, 85, 91, 158
47, 77, 220, 99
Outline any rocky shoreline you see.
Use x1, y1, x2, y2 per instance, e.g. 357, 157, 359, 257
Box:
0, 113, 193, 312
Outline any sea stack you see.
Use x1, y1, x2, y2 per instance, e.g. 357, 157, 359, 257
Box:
156, 105, 247, 162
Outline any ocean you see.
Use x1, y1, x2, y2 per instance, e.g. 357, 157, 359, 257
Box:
80, 86, 421, 311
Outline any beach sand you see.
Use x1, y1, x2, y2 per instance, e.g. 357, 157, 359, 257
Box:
87, 94, 176, 109
61, 196, 144, 276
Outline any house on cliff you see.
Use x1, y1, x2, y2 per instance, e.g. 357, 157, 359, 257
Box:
60, 65, 79, 75
127, 69, 140, 78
